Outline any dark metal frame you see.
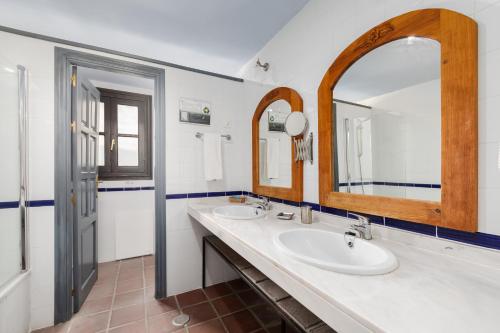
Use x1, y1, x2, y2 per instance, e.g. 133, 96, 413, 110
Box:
54, 47, 167, 323
97, 88, 153, 180
202, 236, 303, 333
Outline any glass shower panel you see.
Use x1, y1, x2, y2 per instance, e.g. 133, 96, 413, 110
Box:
0, 58, 27, 288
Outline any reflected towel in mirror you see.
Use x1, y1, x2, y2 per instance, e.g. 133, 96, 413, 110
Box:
267, 138, 280, 179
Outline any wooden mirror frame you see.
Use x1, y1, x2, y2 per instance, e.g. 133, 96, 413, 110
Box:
318, 9, 478, 231
253, 87, 303, 202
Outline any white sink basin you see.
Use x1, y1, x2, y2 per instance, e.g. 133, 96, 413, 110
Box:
213, 205, 266, 220
275, 229, 398, 275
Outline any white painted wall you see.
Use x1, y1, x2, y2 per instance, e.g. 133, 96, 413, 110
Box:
240, 0, 500, 236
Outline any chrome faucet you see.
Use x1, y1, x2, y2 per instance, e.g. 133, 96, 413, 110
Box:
250, 196, 272, 211
349, 213, 372, 240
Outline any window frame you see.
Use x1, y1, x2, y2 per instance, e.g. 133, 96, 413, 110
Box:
98, 88, 152, 180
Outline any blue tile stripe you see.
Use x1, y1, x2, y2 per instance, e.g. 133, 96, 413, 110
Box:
0, 201, 20, 209
437, 227, 500, 251
339, 181, 441, 189
1, 189, 498, 251
26, 200, 55, 207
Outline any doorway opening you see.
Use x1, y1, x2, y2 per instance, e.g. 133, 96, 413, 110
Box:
54, 47, 166, 324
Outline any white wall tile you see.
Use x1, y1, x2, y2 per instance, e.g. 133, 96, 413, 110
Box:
479, 142, 500, 188
479, 188, 500, 235
479, 49, 500, 100
476, 1, 500, 54
479, 95, 500, 143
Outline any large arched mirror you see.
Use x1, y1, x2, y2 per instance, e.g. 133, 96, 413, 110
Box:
318, 9, 478, 231
253, 87, 303, 202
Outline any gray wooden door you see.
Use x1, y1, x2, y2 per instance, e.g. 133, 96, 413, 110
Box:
71, 66, 100, 312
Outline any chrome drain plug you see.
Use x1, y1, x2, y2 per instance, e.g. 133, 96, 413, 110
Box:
172, 313, 190, 327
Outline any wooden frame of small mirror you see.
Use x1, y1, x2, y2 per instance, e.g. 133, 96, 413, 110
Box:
318, 9, 478, 231
253, 87, 303, 202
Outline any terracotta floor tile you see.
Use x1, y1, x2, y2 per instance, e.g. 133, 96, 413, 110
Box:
211, 294, 245, 316
110, 304, 145, 328
69, 311, 109, 333
146, 297, 178, 317
238, 290, 265, 307
113, 290, 145, 309
99, 261, 119, 270
148, 310, 181, 333
204, 283, 232, 299
32, 322, 70, 333
183, 302, 217, 326
108, 320, 146, 333
144, 255, 155, 267
221, 310, 262, 333
145, 274, 155, 287
176, 289, 207, 308
87, 283, 115, 300
39, 257, 292, 333
116, 277, 144, 294
145, 286, 155, 299
188, 319, 226, 333
227, 279, 251, 292
118, 268, 144, 281
79, 296, 113, 315
95, 275, 117, 287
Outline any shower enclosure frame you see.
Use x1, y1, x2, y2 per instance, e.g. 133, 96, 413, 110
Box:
54, 47, 166, 323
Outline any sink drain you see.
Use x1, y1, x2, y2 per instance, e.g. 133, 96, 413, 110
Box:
172, 313, 190, 327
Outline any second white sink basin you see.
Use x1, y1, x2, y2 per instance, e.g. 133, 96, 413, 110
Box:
275, 229, 398, 275
213, 205, 266, 220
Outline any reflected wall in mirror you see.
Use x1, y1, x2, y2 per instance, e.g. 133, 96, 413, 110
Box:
252, 87, 303, 202
318, 9, 478, 231
333, 38, 441, 202
259, 99, 292, 188
0, 60, 28, 287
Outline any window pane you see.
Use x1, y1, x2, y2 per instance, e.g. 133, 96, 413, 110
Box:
99, 102, 105, 132
98, 135, 105, 166
117, 104, 138, 135
118, 137, 139, 166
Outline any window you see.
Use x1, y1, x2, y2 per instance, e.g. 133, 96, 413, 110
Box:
98, 88, 152, 180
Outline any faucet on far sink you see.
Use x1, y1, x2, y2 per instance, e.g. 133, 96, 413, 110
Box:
249, 196, 272, 211
348, 213, 372, 240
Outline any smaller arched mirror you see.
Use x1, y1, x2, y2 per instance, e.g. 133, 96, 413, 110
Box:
253, 87, 303, 202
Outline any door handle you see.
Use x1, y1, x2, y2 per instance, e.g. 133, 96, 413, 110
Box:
110, 138, 115, 151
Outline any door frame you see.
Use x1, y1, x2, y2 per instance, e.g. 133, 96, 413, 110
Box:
54, 47, 166, 323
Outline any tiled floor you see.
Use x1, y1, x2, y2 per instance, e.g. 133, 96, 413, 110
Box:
34, 256, 283, 333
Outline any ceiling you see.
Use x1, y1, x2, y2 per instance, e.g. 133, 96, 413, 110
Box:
0, 0, 310, 75
335, 37, 441, 102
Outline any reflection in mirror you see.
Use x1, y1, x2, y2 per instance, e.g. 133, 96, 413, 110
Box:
0, 60, 25, 287
259, 100, 292, 188
285, 112, 308, 137
333, 37, 441, 202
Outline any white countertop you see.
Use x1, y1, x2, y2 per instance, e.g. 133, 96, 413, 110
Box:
187, 197, 500, 333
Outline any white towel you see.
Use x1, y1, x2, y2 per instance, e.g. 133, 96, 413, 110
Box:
203, 133, 223, 181
266, 138, 280, 179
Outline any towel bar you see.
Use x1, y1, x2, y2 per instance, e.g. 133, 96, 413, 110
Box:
195, 132, 231, 141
